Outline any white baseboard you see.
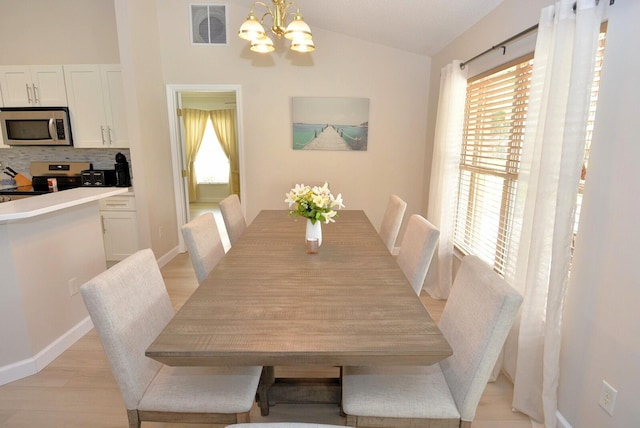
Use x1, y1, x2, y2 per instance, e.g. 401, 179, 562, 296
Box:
557, 410, 572, 428
157, 245, 180, 268
0, 316, 93, 386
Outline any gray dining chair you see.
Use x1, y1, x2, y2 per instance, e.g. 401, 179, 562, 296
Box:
220, 193, 247, 246
395, 214, 440, 295
80, 248, 262, 428
342, 255, 523, 428
378, 194, 407, 254
181, 212, 225, 284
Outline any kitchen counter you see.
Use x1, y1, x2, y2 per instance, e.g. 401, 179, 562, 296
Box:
0, 187, 128, 222
0, 186, 130, 385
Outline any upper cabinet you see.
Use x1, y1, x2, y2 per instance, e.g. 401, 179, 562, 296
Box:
64, 64, 129, 148
0, 65, 67, 107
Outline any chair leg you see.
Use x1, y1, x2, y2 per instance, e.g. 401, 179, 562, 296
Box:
126, 409, 141, 428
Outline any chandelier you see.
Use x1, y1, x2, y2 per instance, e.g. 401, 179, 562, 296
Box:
238, 0, 315, 53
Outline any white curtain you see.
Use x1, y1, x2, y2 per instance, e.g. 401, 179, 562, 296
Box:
502, 0, 606, 425
425, 60, 467, 299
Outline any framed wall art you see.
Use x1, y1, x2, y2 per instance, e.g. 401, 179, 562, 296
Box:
292, 97, 369, 151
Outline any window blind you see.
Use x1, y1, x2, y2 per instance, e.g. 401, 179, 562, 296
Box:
455, 56, 534, 275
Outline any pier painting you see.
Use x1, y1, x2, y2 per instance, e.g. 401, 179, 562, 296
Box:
292, 97, 369, 151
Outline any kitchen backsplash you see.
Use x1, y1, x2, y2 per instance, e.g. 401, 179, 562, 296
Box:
0, 147, 132, 178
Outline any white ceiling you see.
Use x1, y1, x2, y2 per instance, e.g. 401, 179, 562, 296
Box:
233, 0, 506, 56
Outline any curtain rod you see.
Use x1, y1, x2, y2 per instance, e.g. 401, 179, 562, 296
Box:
459, 0, 615, 70
459, 24, 538, 70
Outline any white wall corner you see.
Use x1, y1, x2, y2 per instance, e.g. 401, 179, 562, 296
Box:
0, 316, 93, 386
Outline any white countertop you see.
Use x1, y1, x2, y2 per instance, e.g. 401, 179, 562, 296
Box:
0, 187, 129, 222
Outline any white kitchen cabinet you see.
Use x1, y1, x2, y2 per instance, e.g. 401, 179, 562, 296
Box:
0, 65, 67, 107
99, 193, 139, 262
64, 64, 129, 148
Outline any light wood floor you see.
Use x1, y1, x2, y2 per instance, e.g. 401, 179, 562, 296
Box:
0, 215, 531, 427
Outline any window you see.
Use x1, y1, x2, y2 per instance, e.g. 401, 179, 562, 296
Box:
573, 26, 608, 253
454, 56, 533, 275
454, 29, 607, 276
194, 118, 230, 184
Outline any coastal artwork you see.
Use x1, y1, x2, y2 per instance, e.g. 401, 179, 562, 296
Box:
292, 97, 369, 151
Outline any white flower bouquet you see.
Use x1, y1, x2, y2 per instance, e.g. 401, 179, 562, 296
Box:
285, 182, 345, 224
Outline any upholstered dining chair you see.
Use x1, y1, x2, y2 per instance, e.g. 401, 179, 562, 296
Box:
80, 248, 262, 428
378, 194, 407, 254
220, 193, 247, 246
395, 214, 440, 295
181, 212, 226, 284
342, 255, 523, 428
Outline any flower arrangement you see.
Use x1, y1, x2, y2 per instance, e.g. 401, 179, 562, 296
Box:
285, 182, 345, 224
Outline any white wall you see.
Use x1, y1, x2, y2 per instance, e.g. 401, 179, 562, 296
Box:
426, 1, 640, 426
559, 1, 640, 426
156, 1, 431, 232
0, 0, 119, 64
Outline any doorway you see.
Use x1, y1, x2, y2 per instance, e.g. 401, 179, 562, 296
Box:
166, 84, 244, 253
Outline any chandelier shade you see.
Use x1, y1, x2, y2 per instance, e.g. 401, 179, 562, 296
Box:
238, 0, 314, 53
238, 13, 266, 41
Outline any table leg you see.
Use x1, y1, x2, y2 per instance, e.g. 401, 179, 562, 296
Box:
258, 366, 275, 416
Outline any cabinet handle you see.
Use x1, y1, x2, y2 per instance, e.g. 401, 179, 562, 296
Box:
107, 126, 113, 144
105, 202, 127, 207
32, 84, 39, 104
26, 84, 33, 104
101, 216, 106, 234
100, 126, 106, 145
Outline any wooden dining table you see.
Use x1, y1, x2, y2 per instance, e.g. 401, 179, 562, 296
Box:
146, 210, 452, 415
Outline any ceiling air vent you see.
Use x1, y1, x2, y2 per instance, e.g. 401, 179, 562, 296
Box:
190, 4, 228, 45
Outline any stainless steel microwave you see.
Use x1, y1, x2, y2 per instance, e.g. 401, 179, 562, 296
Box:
0, 107, 73, 146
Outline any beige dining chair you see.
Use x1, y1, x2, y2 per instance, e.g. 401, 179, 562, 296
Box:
220, 193, 247, 246
80, 248, 262, 428
181, 212, 226, 284
342, 255, 523, 428
395, 214, 440, 295
378, 194, 407, 254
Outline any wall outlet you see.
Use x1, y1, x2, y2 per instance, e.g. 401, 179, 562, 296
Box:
599, 380, 617, 416
68, 277, 79, 296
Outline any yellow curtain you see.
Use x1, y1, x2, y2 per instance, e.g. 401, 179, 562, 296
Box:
182, 109, 210, 202
209, 109, 240, 197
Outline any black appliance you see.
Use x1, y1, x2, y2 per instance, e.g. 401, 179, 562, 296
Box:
114, 152, 131, 187
81, 169, 117, 187
30, 161, 91, 191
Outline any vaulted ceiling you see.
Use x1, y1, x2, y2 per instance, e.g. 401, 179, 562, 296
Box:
233, 0, 506, 56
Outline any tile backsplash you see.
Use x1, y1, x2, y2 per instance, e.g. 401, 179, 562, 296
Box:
0, 147, 132, 178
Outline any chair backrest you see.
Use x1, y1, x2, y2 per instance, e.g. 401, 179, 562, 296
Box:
379, 194, 407, 253
181, 212, 226, 284
438, 255, 523, 422
80, 248, 175, 410
219, 194, 247, 246
396, 214, 440, 295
